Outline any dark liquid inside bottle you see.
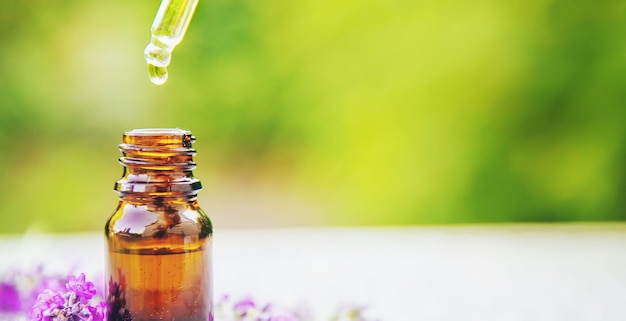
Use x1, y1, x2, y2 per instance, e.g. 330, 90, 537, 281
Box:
107, 244, 211, 321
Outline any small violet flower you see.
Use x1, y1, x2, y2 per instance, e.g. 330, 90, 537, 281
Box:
29, 273, 104, 321
30, 289, 65, 321
66, 273, 97, 303
233, 297, 256, 317
215, 295, 302, 321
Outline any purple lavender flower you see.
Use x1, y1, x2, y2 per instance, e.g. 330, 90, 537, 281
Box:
214, 295, 304, 321
0, 281, 21, 312
233, 297, 256, 317
66, 273, 97, 303
91, 300, 108, 321
30, 289, 65, 321
29, 274, 105, 321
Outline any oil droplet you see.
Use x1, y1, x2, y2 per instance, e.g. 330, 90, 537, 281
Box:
148, 64, 168, 85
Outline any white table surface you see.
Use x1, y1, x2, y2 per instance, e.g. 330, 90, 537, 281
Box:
1, 224, 626, 321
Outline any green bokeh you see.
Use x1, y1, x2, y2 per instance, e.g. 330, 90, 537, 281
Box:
1, 0, 625, 233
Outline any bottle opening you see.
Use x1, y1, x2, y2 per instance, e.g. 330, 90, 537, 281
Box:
125, 128, 189, 135
115, 128, 201, 196
123, 128, 194, 148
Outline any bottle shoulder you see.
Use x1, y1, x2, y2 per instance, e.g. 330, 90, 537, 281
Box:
106, 200, 212, 240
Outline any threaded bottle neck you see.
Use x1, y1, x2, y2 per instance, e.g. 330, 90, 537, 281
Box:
115, 128, 202, 196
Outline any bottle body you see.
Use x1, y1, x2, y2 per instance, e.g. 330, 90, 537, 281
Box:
105, 129, 212, 321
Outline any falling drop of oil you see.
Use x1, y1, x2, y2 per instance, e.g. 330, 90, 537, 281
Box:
148, 64, 168, 85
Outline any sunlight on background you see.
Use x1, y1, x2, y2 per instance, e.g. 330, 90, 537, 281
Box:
1, 0, 625, 233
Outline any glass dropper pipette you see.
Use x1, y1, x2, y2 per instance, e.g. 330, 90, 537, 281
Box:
144, 0, 199, 85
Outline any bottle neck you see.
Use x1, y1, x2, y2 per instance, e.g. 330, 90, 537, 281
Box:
114, 128, 202, 198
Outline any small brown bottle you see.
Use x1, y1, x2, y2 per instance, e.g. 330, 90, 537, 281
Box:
105, 128, 213, 321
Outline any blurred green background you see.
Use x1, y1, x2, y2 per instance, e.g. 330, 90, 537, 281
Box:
1, 0, 625, 233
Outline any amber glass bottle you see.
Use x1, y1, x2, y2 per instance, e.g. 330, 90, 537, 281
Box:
105, 128, 213, 321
